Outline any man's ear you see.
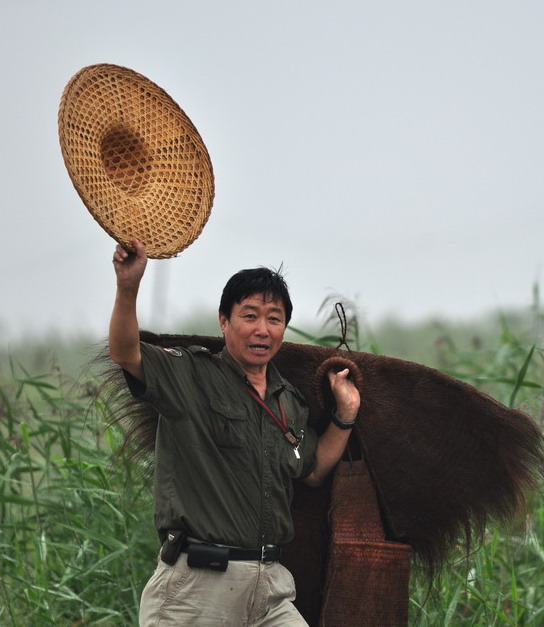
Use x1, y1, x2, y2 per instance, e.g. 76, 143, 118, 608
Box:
218, 312, 228, 333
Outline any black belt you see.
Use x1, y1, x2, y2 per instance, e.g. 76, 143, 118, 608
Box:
182, 540, 282, 563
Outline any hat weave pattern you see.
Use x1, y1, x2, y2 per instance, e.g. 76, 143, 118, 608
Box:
58, 64, 214, 258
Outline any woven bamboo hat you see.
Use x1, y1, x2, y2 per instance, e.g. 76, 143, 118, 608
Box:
58, 64, 214, 259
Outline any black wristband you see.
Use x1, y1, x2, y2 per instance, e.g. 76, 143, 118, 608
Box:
330, 410, 356, 430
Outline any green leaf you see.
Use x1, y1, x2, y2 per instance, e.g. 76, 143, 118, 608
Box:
510, 344, 536, 407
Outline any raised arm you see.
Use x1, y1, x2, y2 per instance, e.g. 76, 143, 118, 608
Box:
109, 239, 148, 381
304, 368, 361, 488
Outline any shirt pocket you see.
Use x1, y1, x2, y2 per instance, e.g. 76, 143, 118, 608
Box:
209, 398, 248, 449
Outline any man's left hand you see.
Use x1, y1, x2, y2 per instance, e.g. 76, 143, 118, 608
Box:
327, 368, 361, 423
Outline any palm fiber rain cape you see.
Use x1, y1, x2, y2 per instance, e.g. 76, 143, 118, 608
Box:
101, 331, 544, 627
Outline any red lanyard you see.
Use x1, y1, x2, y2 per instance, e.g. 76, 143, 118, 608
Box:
246, 386, 300, 447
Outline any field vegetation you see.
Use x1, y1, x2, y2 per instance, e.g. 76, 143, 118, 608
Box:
1, 298, 543, 625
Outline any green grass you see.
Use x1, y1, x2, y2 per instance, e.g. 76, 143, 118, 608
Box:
0, 365, 155, 626
1, 300, 543, 625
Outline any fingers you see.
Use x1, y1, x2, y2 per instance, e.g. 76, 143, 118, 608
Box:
112, 239, 148, 290
331, 367, 349, 379
327, 367, 361, 419
132, 238, 147, 258
327, 367, 357, 397
112, 244, 128, 264
327, 368, 350, 384
112, 239, 147, 264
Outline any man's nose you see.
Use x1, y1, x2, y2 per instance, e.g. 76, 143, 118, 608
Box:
254, 318, 269, 335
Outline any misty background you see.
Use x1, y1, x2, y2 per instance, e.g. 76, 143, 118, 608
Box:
1, 1, 543, 353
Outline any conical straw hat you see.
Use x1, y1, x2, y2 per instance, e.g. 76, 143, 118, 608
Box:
58, 64, 214, 259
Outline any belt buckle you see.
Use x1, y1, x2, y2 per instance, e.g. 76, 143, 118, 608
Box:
261, 544, 274, 563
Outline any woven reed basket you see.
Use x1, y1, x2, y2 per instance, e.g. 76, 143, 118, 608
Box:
58, 64, 214, 259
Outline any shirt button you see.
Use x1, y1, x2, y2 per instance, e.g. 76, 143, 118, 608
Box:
264, 491, 270, 498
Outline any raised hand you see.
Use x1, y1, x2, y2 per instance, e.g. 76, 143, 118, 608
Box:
112, 239, 148, 290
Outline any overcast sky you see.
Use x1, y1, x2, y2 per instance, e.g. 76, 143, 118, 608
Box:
1, 1, 543, 349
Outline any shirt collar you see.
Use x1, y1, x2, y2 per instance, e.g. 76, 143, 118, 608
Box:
220, 346, 286, 395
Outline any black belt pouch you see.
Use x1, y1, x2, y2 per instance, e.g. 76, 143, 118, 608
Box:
160, 530, 186, 566
187, 543, 229, 571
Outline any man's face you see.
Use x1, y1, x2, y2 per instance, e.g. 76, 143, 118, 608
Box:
219, 294, 286, 374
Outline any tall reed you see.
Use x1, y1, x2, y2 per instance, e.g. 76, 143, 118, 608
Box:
0, 363, 154, 625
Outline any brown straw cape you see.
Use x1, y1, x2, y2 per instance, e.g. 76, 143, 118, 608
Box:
58, 64, 214, 259
101, 333, 544, 625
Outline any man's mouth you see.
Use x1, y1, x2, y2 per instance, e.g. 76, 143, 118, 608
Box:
249, 344, 269, 352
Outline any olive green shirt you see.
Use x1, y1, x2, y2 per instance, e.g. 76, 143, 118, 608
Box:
128, 342, 317, 548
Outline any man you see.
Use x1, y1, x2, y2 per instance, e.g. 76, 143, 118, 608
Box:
110, 239, 361, 626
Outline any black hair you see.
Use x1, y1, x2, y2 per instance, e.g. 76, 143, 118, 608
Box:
219, 267, 293, 324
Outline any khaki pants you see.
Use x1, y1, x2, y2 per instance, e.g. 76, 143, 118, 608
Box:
139, 553, 309, 626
